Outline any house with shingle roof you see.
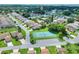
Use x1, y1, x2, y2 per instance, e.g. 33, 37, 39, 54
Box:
41, 47, 49, 54
53, 18, 67, 24
11, 31, 23, 39
0, 33, 12, 42
57, 48, 66, 54
66, 21, 79, 32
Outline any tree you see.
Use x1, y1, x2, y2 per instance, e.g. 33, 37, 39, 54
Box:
58, 32, 64, 41
49, 23, 65, 32
76, 16, 79, 21
41, 22, 46, 28
17, 26, 21, 32
63, 10, 71, 16
48, 23, 67, 36
22, 13, 30, 18
15, 36, 18, 41
48, 15, 53, 23
58, 32, 63, 39
67, 18, 75, 23
30, 39, 36, 44
51, 15, 53, 22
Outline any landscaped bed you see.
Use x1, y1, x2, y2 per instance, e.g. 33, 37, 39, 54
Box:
0, 40, 7, 48
19, 48, 28, 54
12, 38, 22, 46
47, 46, 57, 54
34, 48, 41, 54
63, 44, 79, 54
21, 29, 26, 38
1, 50, 13, 54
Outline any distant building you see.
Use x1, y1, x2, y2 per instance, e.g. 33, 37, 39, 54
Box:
66, 21, 79, 32
11, 12, 42, 30
26, 21, 41, 30
53, 18, 67, 24
0, 15, 15, 28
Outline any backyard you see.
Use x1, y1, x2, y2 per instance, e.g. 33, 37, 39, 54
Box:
0, 40, 7, 48
12, 38, 22, 46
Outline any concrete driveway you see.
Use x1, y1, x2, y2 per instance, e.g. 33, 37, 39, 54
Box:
7, 42, 13, 47
19, 39, 26, 44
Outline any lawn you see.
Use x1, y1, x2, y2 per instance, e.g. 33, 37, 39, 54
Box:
0, 27, 17, 33
34, 48, 41, 54
1, 50, 13, 54
19, 48, 28, 54
31, 27, 48, 33
21, 29, 26, 38
0, 40, 7, 48
12, 38, 22, 46
47, 46, 57, 54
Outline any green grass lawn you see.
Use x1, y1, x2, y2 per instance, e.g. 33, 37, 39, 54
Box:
12, 38, 22, 46
31, 27, 48, 33
19, 48, 28, 54
47, 46, 57, 54
1, 50, 13, 54
21, 29, 26, 38
0, 40, 7, 48
34, 48, 41, 54
0, 27, 17, 33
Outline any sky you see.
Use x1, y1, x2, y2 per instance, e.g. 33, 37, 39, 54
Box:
0, 0, 79, 4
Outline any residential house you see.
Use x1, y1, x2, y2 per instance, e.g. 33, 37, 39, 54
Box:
25, 20, 41, 29
0, 33, 12, 42
11, 12, 42, 30
41, 47, 49, 54
66, 21, 79, 32
11, 31, 23, 39
53, 18, 67, 24
57, 48, 66, 54
28, 48, 36, 54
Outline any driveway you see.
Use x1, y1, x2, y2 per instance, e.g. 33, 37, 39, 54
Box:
19, 39, 26, 44
7, 42, 13, 47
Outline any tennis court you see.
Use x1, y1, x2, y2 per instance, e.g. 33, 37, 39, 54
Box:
32, 32, 56, 39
